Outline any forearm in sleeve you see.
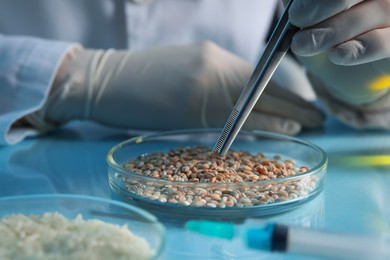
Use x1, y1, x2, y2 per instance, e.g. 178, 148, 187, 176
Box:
0, 35, 76, 145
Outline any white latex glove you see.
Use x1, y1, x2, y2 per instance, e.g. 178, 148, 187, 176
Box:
280, 0, 390, 110
288, 0, 390, 65
27, 42, 324, 135
308, 71, 390, 129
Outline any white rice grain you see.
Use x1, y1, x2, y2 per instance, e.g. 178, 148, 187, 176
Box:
0, 212, 154, 260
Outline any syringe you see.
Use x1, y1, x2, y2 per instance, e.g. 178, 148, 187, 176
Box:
185, 219, 390, 259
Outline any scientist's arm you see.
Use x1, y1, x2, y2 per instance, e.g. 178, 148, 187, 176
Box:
0, 35, 75, 145
26, 42, 324, 137
285, 0, 390, 129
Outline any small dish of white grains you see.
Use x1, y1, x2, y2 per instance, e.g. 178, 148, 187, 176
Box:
0, 212, 153, 260
0, 194, 165, 260
108, 129, 328, 218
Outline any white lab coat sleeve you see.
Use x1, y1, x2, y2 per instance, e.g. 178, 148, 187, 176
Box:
309, 73, 390, 130
0, 35, 76, 145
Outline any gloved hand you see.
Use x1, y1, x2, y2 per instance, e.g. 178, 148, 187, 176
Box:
281, 0, 390, 108
287, 0, 390, 65
27, 42, 324, 135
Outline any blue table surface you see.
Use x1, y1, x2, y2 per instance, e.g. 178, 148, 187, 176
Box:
1, 118, 390, 259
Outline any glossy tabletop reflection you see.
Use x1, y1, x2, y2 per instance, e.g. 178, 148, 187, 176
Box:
1, 119, 390, 259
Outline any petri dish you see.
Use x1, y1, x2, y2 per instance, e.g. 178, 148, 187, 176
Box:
0, 194, 165, 259
107, 129, 327, 219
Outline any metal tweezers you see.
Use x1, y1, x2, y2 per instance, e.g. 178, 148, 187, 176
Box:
213, 0, 299, 156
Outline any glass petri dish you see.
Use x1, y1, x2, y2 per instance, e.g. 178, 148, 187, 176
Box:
0, 194, 165, 259
107, 129, 327, 219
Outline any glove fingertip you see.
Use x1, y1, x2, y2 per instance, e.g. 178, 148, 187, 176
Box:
244, 114, 302, 136
280, 120, 302, 135
328, 40, 366, 66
